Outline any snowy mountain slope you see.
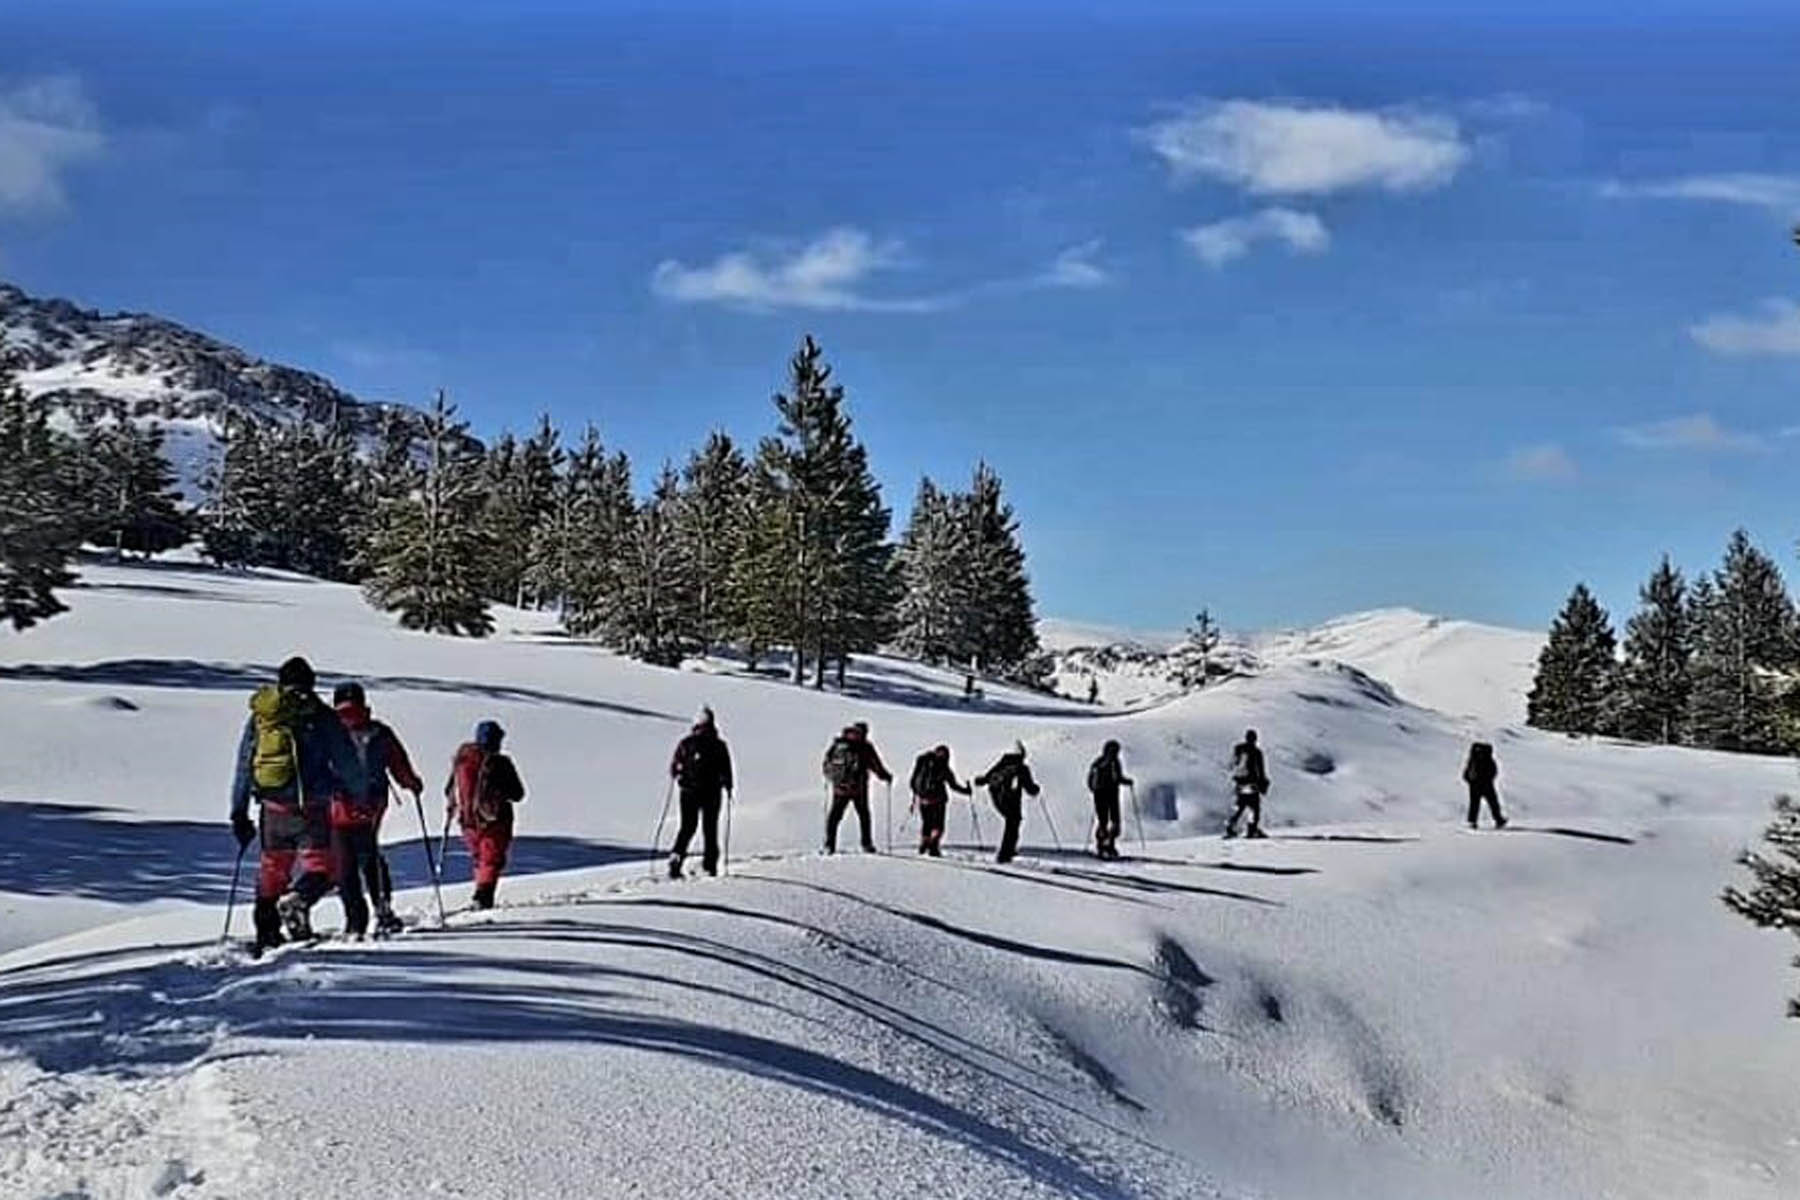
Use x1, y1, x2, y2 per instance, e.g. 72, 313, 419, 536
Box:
1047, 607, 1542, 725
1, 282, 433, 500
2, 560, 1797, 1198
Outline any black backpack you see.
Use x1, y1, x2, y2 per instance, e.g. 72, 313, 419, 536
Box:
910, 753, 935, 798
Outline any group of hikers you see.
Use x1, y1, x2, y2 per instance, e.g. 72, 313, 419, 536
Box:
230, 656, 1510, 951
228, 655, 525, 954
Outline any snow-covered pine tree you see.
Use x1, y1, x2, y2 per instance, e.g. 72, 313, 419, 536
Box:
201, 416, 360, 579
0, 347, 82, 630
1172, 608, 1222, 690
478, 432, 534, 606
1688, 529, 1797, 753
361, 390, 494, 636
673, 431, 749, 657
74, 400, 188, 559
730, 442, 798, 673
1526, 583, 1620, 735
893, 478, 971, 665
954, 462, 1039, 682
514, 414, 564, 607
1723, 795, 1800, 1016
603, 464, 695, 666
760, 335, 895, 688
557, 428, 635, 639
1619, 556, 1692, 744
199, 412, 264, 568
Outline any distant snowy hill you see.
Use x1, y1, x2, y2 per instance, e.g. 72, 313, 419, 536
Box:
0, 281, 432, 501
1046, 608, 1542, 725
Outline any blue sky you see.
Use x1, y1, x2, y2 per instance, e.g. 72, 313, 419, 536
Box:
3, 0, 1799, 633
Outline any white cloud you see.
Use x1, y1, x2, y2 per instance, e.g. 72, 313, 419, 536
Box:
1615, 414, 1767, 453
0, 75, 103, 213
652, 229, 1114, 312
1504, 443, 1578, 482
1181, 208, 1330, 268
1690, 299, 1800, 356
1140, 99, 1469, 196
1601, 173, 1800, 214
651, 227, 945, 313
1039, 240, 1111, 289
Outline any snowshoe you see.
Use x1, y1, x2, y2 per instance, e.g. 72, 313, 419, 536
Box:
276, 891, 314, 942
373, 908, 405, 939
1246, 827, 1267, 840
669, 857, 685, 880
1494, 817, 1509, 830
1222, 828, 1239, 840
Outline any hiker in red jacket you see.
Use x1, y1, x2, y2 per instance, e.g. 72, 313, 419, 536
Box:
331, 682, 423, 938
445, 720, 526, 910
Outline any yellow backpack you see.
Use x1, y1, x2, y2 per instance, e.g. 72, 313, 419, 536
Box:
249, 685, 309, 797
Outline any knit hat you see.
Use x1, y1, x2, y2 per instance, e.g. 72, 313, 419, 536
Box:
278, 656, 316, 692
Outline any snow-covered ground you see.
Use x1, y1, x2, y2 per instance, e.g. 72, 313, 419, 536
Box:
3, 561, 1796, 1199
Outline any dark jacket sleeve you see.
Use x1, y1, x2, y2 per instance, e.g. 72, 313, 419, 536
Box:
866, 744, 892, 784
385, 727, 423, 794
229, 717, 256, 821
1019, 764, 1041, 797
717, 739, 734, 793
949, 771, 970, 796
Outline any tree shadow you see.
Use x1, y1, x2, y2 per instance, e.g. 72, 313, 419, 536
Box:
1272, 834, 1417, 845
77, 580, 289, 606
1015, 847, 1320, 877
1507, 825, 1637, 846
0, 937, 1137, 1198
0, 800, 642, 902
0, 659, 683, 723
1029, 864, 1279, 907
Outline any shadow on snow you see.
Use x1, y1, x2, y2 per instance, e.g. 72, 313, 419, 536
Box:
0, 800, 645, 903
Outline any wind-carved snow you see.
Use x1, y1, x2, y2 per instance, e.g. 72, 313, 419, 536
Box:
1, 561, 1796, 1198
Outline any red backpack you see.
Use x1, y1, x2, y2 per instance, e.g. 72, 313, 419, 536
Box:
450, 743, 504, 829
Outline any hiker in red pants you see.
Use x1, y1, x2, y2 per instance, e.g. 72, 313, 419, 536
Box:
445, 720, 526, 909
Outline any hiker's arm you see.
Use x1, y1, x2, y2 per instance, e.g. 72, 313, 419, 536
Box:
951, 773, 971, 796
870, 746, 892, 783
497, 757, 526, 804
721, 743, 734, 795
229, 719, 255, 821
1021, 766, 1041, 797
387, 734, 423, 795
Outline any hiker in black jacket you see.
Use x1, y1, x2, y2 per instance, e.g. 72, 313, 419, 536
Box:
975, 742, 1040, 864
1462, 741, 1507, 830
669, 707, 734, 877
909, 745, 970, 856
1225, 729, 1269, 839
822, 722, 891, 854
1087, 740, 1133, 860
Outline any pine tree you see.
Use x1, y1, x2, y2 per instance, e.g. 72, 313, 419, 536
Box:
757, 336, 895, 688
1526, 583, 1620, 735
478, 432, 534, 606
0, 349, 82, 630
1688, 530, 1797, 753
731, 444, 798, 673
1619, 556, 1692, 744
673, 431, 749, 656
1173, 608, 1222, 690
515, 414, 564, 607
955, 462, 1039, 681
604, 464, 694, 666
1724, 796, 1800, 1016
201, 417, 360, 580
75, 402, 188, 559
360, 390, 494, 636
894, 478, 971, 665
199, 412, 266, 569
556, 428, 635, 639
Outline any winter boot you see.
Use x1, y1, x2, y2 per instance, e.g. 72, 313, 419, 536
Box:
1494, 816, 1509, 830
252, 898, 285, 954
276, 891, 314, 942
1246, 826, 1267, 840
472, 882, 496, 910
374, 904, 404, 938
669, 855, 685, 880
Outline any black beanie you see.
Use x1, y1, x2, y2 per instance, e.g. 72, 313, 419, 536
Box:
278, 656, 316, 692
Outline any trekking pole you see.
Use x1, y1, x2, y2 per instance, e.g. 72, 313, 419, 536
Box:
723, 790, 734, 878
222, 843, 247, 943
412, 790, 447, 927
1128, 782, 1147, 853
439, 807, 454, 881
647, 777, 675, 879
1037, 792, 1063, 853
885, 780, 894, 854
969, 800, 984, 853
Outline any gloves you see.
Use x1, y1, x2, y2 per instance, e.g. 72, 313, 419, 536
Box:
232, 812, 257, 850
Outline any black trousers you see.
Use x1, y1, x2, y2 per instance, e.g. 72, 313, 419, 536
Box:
671, 791, 722, 873
994, 798, 1022, 863
1467, 783, 1504, 827
1093, 792, 1122, 851
332, 823, 384, 936
917, 800, 946, 854
826, 791, 876, 852
1226, 792, 1261, 834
